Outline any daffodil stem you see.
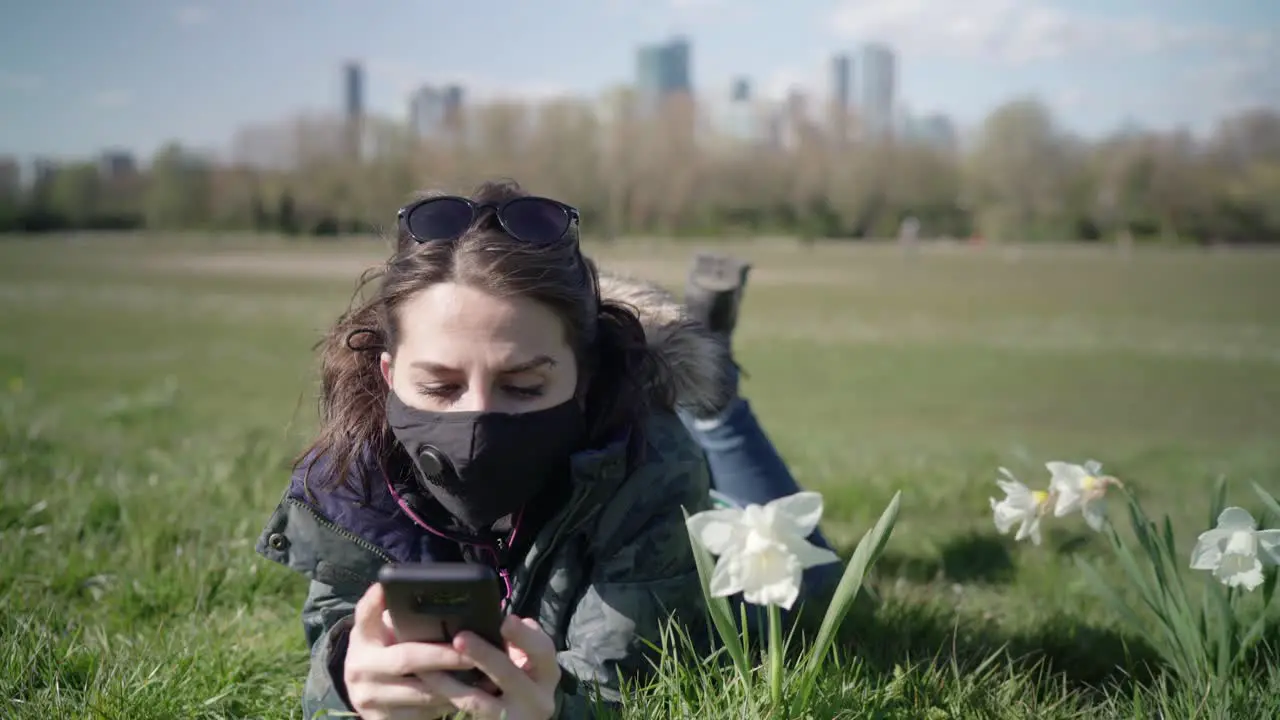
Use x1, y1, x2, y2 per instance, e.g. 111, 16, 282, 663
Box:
768, 603, 783, 707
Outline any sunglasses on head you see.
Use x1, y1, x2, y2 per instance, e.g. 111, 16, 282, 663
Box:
398, 195, 581, 245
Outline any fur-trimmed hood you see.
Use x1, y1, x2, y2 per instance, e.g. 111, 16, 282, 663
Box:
596, 269, 731, 418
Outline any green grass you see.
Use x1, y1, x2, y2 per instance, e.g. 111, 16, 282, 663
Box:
2, 235, 1279, 718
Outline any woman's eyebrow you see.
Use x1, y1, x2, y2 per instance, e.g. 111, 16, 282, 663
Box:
501, 355, 557, 374
408, 355, 557, 374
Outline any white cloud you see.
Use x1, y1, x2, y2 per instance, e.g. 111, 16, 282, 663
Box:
826, 0, 1279, 130
1051, 87, 1088, 113
828, 0, 1240, 63
91, 90, 133, 109
1172, 38, 1280, 130
668, 0, 724, 9
174, 5, 209, 28
666, 0, 754, 22
0, 71, 43, 92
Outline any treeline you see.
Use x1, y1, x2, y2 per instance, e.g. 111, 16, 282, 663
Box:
5, 96, 1280, 243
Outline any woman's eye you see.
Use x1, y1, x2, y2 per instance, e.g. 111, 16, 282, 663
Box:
505, 385, 545, 399
416, 384, 459, 399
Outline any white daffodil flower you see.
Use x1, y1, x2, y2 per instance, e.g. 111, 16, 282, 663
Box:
1047, 460, 1120, 531
1189, 507, 1280, 591
685, 491, 841, 610
989, 468, 1050, 545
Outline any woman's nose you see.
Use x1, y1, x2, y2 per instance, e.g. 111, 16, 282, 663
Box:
455, 385, 497, 413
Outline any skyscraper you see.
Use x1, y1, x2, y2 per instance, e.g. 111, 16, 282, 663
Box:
635, 36, 692, 117
409, 86, 445, 138
342, 60, 365, 161
343, 60, 364, 124
857, 43, 896, 138
410, 84, 466, 140
442, 84, 464, 131
829, 53, 854, 143
98, 150, 137, 180
830, 54, 853, 113
721, 77, 756, 142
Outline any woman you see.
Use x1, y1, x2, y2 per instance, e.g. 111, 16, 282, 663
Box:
255, 180, 836, 720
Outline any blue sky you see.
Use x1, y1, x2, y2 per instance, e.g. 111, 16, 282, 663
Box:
1, 0, 1277, 163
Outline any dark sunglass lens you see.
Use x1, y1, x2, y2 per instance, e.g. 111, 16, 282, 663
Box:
406, 198, 474, 242
502, 198, 570, 243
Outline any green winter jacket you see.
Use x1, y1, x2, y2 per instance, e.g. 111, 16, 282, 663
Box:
255, 271, 733, 719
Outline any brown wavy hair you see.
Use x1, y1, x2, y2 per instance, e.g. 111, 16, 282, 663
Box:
297, 179, 667, 493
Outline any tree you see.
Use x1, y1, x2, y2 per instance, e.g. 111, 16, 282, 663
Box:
47, 163, 103, 228
144, 142, 212, 230
964, 98, 1073, 242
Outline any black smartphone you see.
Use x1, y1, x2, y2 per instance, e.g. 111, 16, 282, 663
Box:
377, 562, 506, 685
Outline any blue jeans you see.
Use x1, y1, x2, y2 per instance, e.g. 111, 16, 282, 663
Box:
677, 367, 842, 599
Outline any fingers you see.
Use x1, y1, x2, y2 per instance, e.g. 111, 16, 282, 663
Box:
455, 629, 535, 698
345, 675, 437, 710
419, 671, 508, 719
349, 641, 477, 681
351, 582, 393, 646
502, 616, 561, 688
447, 616, 559, 720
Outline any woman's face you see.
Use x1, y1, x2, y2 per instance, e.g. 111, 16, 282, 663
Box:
380, 282, 579, 414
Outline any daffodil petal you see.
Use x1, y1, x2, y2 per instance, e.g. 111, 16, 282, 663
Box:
991, 498, 1019, 534
1189, 529, 1229, 569
686, 508, 745, 556
991, 510, 1011, 534
743, 565, 803, 609
1255, 529, 1280, 565
1082, 499, 1107, 532
1083, 459, 1103, 476
768, 491, 825, 538
1054, 488, 1082, 517
1216, 507, 1257, 532
780, 533, 841, 569
708, 554, 744, 598
996, 479, 1030, 499
1015, 515, 1041, 543
1217, 559, 1265, 591
1046, 461, 1087, 489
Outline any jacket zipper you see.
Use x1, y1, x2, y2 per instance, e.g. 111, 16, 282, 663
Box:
492, 537, 515, 607
288, 498, 395, 564
509, 485, 596, 618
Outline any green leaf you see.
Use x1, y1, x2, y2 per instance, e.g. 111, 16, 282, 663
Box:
1209, 475, 1228, 530
1086, 512, 1201, 683
1252, 482, 1280, 526
1207, 580, 1234, 681
797, 491, 901, 706
682, 507, 750, 686
1235, 611, 1270, 671
1076, 557, 1152, 640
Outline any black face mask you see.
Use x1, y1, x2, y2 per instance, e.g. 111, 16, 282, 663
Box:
385, 392, 586, 531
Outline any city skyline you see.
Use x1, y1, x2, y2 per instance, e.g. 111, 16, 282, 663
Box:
1, 0, 1277, 164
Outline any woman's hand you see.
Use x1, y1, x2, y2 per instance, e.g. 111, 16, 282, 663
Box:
418, 614, 562, 720
343, 583, 476, 720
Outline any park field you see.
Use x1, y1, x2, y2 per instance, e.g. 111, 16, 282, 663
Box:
2, 234, 1279, 718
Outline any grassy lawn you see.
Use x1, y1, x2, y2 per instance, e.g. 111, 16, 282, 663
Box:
2, 234, 1279, 718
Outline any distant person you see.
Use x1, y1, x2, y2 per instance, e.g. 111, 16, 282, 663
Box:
255, 180, 839, 720
898, 215, 920, 253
